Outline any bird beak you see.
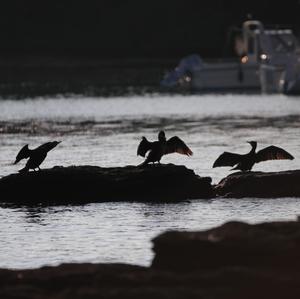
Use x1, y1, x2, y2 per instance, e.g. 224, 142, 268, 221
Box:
247, 141, 251, 144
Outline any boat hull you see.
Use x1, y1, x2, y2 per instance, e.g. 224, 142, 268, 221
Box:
191, 62, 260, 92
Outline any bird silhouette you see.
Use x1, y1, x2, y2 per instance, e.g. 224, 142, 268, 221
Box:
14, 141, 61, 173
213, 141, 294, 172
137, 131, 193, 166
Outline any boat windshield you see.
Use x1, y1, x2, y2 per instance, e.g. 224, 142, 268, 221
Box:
268, 32, 297, 53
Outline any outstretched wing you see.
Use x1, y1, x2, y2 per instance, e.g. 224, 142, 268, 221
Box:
137, 138, 153, 157
213, 152, 242, 168
255, 146, 294, 163
14, 144, 30, 164
37, 141, 61, 153
165, 136, 193, 156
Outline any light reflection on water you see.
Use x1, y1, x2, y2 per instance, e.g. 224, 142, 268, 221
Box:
1, 94, 300, 269
0, 200, 300, 269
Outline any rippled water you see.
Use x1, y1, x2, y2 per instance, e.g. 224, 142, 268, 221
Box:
1, 94, 300, 269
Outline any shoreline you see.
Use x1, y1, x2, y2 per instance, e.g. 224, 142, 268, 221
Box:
2, 219, 300, 298
0, 57, 177, 97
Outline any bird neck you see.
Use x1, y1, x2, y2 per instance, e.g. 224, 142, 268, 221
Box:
250, 144, 257, 154
36, 142, 56, 153
158, 136, 166, 143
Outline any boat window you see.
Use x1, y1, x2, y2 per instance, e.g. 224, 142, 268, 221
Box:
269, 33, 296, 53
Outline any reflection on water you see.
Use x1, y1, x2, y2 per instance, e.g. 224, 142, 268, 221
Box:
1, 94, 300, 268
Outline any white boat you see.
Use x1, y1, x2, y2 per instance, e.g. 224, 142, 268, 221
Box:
161, 20, 300, 94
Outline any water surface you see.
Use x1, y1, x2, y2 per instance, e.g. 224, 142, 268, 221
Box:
1, 94, 300, 268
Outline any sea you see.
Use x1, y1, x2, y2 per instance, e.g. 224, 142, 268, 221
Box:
1, 93, 300, 269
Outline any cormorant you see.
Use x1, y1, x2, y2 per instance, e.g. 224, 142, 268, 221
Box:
137, 131, 193, 166
14, 141, 61, 173
213, 141, 294, 172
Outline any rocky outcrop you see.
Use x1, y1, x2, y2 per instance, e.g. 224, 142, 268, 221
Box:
3, 220, 300, 298
152, 219, 300, 271
3, 166, 300, 203
214, 170, 300, 198
0, 164, 213, 204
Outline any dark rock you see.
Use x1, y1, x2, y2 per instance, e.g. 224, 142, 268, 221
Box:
214, 170, 300, 198
152, 219, 300, 271
0, 164, 213, 204
3, 220, 300, 298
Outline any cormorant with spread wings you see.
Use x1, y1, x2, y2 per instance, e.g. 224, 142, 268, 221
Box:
14, 141, 61, 173
137, 130, 193, 166
213, 141, 294, 172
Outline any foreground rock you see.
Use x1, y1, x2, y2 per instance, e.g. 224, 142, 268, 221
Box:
3, 220, 300, 298
152, 219, 300, 271
0, 164, 213, 204
214, 170, 300, 198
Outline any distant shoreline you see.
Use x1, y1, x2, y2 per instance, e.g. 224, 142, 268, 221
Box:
0, 56, 181, 97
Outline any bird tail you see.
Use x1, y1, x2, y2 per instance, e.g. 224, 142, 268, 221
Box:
230, 165, 239, 171
137, 159, 149, 167
18, 166, 29, 174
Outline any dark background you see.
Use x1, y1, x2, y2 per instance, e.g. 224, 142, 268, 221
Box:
1, 0, 300, 96
1, 0, 300, 59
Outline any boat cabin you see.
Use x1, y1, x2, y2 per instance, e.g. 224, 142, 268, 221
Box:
161, 20, 300, 94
